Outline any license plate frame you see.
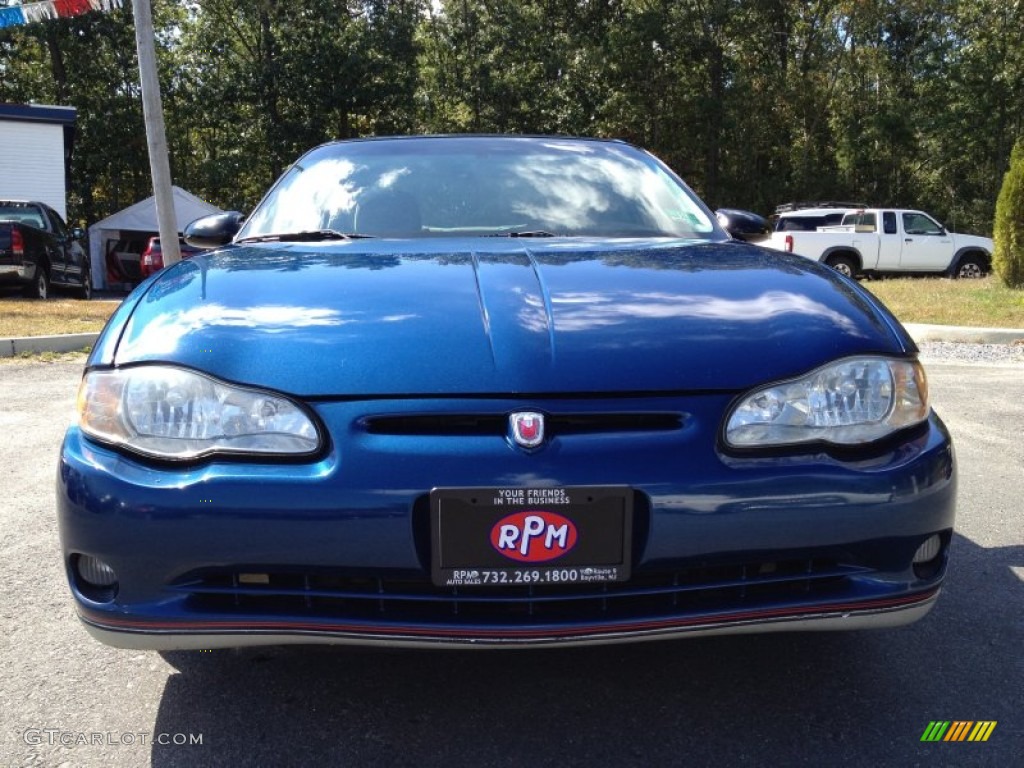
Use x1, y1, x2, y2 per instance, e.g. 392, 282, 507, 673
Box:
430, 486, 632, 588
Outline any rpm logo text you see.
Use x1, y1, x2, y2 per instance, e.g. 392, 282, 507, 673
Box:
491, 511, 578, 563
920, 721, 997, 742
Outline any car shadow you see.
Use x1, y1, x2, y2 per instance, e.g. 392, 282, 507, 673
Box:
150, 532, 1021, 767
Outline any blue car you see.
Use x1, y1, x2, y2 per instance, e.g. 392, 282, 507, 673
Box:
57, 136, 955, 649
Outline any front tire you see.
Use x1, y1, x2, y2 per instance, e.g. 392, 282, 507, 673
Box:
24, 267, 49, 299
954, 255, 986, 279
78, 268, 92, 300
825, 254, 857, 278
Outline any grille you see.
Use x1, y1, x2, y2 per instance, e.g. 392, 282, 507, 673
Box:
360, 412, 683, 437
167, 558, 869, 626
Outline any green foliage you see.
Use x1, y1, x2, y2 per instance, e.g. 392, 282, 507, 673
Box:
993, 141, 1024, 288
0, 6, 152, 225
168, 0, 422, 210
1, 0, 1022, 234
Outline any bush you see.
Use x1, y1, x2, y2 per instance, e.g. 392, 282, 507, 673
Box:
993, 140, 1024, 288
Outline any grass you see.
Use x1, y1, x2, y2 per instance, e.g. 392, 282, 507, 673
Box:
0, 348, 90, 365
0, 297, 119, 337
863, 276, 1024, 328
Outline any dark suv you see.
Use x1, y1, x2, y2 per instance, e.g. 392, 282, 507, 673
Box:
139, 237, 205, 278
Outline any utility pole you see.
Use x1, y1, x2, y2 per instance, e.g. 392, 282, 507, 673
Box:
131, 0, 181, 266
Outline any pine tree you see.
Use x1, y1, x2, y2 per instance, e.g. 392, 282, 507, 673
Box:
993, 140, 1024, 289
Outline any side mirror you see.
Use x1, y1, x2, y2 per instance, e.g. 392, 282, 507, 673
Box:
715, 208, 769, 242
184, 211, 246, 248
71, 227, 86, 240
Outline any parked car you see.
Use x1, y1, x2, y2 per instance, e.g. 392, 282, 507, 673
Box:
715, 208, 769, 243
59, 136, 955, 650
0, 200, 91, 299
766, 205, 993, 278
138, 236, 206, 278
105, 239, 146, 287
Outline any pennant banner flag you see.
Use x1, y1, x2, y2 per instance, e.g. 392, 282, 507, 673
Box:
0, 0, 122, 29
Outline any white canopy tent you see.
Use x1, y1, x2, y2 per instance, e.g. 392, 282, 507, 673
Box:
88, 186, 222, 290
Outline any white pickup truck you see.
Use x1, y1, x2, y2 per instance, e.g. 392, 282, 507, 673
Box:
766, 208, 993, 278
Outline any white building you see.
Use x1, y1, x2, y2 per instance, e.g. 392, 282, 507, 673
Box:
0, 103, 76, 220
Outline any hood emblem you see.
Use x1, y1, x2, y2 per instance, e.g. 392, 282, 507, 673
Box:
509, 412, 545, 449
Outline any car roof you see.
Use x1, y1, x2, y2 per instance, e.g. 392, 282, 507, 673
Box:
320, 133, 630, 144
310, 134, 636, 154
777, 208, 860, 217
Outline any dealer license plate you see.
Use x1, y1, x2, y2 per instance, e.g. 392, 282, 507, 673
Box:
430, 486, 632, 588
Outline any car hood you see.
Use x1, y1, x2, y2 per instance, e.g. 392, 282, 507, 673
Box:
950, 232, 994, 251
105, 239, 911, 396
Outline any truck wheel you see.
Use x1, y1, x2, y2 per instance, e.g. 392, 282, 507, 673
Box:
954, 255, 986, 279
825, 254, 857, 278
24, 268, 50, 299
79, 269, 93, 300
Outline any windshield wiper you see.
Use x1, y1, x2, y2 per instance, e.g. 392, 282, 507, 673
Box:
484, 230, 559, 238
237, 229, 375, 243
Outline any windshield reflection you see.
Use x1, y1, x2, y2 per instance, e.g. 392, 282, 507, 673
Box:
237, 137, 719, 240
534, 290, 863, 336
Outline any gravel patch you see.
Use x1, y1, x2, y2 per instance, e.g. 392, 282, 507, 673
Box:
918, 341, 1024, 365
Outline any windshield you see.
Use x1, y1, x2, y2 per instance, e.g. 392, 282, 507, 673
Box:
238, 137, 719, 240
0, 203, 45, 229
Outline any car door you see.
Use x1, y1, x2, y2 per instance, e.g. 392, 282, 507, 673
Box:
874, 211, 902, 270
899, 212, 954, 271
842, 211, 882, 267
45, 206, 79, 284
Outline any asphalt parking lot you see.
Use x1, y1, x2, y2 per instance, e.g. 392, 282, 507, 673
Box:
1, 355, 1021, 767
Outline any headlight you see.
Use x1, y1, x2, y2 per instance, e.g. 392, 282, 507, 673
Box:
725, 357, 928, 448
77, 366, 321, 460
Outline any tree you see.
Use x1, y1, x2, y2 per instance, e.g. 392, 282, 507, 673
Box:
1, 0, 1022, 230
0, 2, 194, 225
170, 0, 422, 211
992, 140, 1024, 288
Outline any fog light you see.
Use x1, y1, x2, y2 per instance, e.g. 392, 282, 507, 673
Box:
913, 535, 942, 564
77, 555, 117, 587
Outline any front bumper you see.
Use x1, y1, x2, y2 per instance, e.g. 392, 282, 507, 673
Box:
79, 592, 940, 649
57, 395, 956, 648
